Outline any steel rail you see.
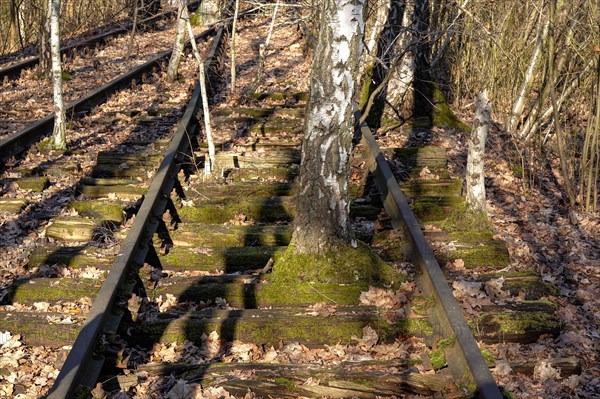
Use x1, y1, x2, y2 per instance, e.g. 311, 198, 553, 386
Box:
46, 21, 227, 399
0, 26, 216, 165
0, 1, 202, 81
355, 111, 503, 399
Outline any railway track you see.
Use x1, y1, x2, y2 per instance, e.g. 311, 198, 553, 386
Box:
0, 1, 201, 82
0, 4, 576, 399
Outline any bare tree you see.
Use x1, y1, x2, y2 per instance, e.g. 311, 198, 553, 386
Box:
292, 0, 366, 254
49, 0, 67, 150
466, 91, 491, 213
166, 0, 187, 81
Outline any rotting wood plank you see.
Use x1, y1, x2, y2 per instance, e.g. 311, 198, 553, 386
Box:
123, 307, 431, 348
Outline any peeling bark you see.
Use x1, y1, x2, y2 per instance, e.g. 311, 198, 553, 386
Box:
49, 0, 66, 150
466, 91, 491, 213
293, 0, 365, 254
167, 1, 188, 81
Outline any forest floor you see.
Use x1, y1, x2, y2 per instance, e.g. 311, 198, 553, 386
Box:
0, 2, 599, 398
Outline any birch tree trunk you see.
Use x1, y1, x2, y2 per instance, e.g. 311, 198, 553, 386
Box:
49, 0, 66, 150
466, 91, 491, 213
166, 1, 187, 81
182, 6, 215, 177
292, 0, 365, 255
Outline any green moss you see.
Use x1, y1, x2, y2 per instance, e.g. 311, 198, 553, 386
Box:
178, 200, 292, 224
428, 348, 446, 370
412, 196, 466, 223
400, 178, 463, 198
410, 295, 436, 316
439, 243, 511, 269
11, 278, 101, 304
485, 312, 562, 335
16, 176, 49, 192
267, 243, 405, 288
160, 246, 284, 273
441, 205, 492, 233
258, 282, 366, 306
69, 201, 124, 223
370, 230, 408, 261
431, 86, 470, 131
427, 337, 455, 370
274, 378, 298, 392
189, 10, 201, 26
359, 64, 375, 109
481, 348, 495, 367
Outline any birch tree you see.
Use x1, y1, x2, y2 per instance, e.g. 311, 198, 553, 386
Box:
292, 0, 365, 254
49, 0, 67, 150
466, 91, 491, 213
166, 0, 187, 81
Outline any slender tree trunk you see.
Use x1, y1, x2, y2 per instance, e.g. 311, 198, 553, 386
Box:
9, 0, 21, 51
548, 0, 576, 207
386, 0, 416, 113
466, 91, 491, 213
127, 0, 139, 58
39, 1, 52, 77
293, 0, 365, 255
49, 0, 66, 150
250, 1, 280, 94
183, 6, 215, 176
230, 0, 240, 92
167, 1, 187, 81
507, 18, 549, 135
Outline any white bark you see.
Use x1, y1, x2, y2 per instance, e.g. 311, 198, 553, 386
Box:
466, 91, 491, 213
293, 0, 365, 254
508, 19, 549, 135
167, 1, 187, 81
50, 0, 66, 150
183, 7, 215, 176
386, 0, 415, 108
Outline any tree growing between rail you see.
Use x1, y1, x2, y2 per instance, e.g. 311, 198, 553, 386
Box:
292, 0, 365, 254
49, 0, 66, 150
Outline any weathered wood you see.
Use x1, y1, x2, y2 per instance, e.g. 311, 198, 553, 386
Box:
8, 278, 102, 305
45, 217, 102, 242
0, 198, 29, 212
15, 176, 50, 192
114, 361, 451, 397
502, 357, 581, 377
177, 197, 379, 224
400, 178, 463, 197
80, 177, 138, 186
27, 246, 113, 269
77, 184, 147, 200
69, 200, 124, 223
224, 165, 299, 182
89, 164, 152, 179
95, 151, 162, 165
472, 311, 562, 343
159, 246, 284, 273
183, 182, 296, 201
0, 311, 82, 347
123, 307, 430, 347
209, 151, 301, 170
410, 196, 466, 223
249, 92, 309, 103
165, 223, 292, 248
212, 106, 305, 119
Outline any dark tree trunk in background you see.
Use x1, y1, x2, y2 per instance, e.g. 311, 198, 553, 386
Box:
38, 0, 52, 77
292, 0, 366, 255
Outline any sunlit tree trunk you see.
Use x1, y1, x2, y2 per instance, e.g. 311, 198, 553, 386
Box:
293, 0, 365, 254
167, 1, 187, 81
49, 0, 67, 150
466, 91, 491, 213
